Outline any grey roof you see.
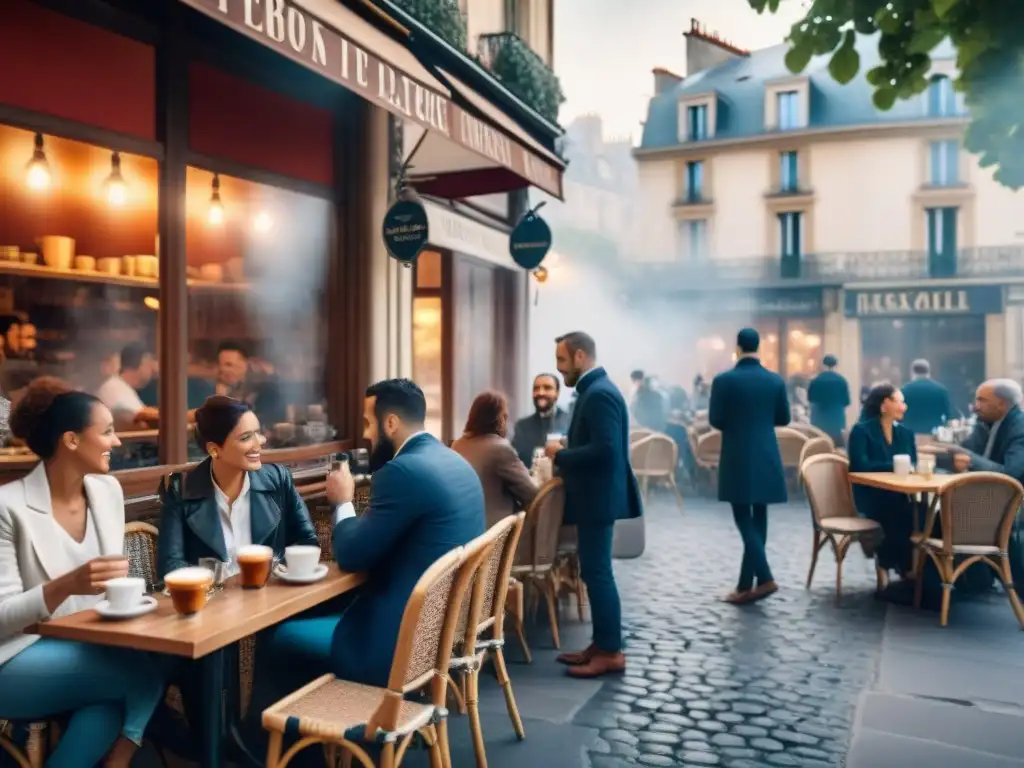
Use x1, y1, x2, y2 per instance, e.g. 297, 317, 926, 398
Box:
640, 35, 957, 150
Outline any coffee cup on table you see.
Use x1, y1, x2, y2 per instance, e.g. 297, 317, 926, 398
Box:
918, 453, 936, 478
105, 576, 145, 612
283, 545, 321, 579
893, 454, 912, 476
236, 545, 274, 588
164, 567, 214, 615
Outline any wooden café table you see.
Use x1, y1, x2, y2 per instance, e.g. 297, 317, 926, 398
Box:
36, 566, 366, 768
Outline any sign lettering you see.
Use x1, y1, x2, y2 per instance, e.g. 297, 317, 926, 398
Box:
187, 0, 562, 197
845, 286, 1004, 317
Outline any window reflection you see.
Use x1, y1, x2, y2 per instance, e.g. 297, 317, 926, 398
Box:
0, 124, 160, 468
694, 321, 781, 378
413, 297, 443, 439
184, 167, 334, 457
784, 320, 824, 378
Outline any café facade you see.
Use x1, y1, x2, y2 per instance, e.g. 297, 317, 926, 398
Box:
0, 0, 565, 501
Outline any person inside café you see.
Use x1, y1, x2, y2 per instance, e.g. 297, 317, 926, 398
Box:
0, 377, 165, 768
250, 378, 485, 712
847, 384, 918, 581
214, 340, 285, 426
452, 390, 538, 528
510, 372, 570, 467
156, 395, 319, 579
95, 343, 159, 430
901, 359, 953, 434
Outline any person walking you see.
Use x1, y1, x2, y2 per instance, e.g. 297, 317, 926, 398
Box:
807, 354, 851, 446
709, 328, 790, 604
546, 331, 642, 678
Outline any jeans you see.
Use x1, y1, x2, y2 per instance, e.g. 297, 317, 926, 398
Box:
0, 638, 165, 768
578, 524, 622, 653
731, 504, 774, 591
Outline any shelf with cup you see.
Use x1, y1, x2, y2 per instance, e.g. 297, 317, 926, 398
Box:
0, 259, 250, 292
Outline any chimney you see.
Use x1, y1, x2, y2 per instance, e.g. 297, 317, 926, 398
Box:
652, 67, 683, 96
684, 17, 749, 76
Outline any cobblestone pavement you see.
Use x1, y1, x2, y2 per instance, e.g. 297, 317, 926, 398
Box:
574, 490, 889, 768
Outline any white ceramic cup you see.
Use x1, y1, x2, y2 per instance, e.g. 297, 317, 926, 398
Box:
284, 545, 321, 577
918, 454, 936, 476
893, 454, 912, 476
105, 576, 145, 611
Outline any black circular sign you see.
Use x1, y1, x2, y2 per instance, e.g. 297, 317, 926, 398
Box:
509, 213, 552, 270
382, 199, 429, 264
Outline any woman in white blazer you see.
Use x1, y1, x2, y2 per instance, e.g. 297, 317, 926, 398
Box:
0, 379, 165, 768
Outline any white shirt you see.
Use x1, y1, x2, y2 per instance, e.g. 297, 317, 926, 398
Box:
212, 470, 252, 575
332, 430, 430, 524
53, 509, 103, 615
95, 375, 145, 418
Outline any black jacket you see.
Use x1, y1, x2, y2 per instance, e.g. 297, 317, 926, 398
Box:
156, 458, 319, 579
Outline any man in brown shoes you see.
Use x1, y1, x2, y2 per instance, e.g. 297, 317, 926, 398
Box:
547, 332, 642, 679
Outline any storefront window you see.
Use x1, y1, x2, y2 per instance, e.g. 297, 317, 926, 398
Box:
184, 167, 334, 457
694, 320, 781, 379
413, 250, 444, 440
0, 124, 161, 468
784, 320, 824, 379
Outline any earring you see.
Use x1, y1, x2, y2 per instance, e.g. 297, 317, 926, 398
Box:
209, 450, 218, 459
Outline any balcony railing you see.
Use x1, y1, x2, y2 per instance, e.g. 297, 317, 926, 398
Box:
477, 32, 564, 123
628, 246, 1024, 286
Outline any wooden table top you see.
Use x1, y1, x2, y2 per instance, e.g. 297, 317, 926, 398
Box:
848, 471, 959, 493
35, 566, 366, 659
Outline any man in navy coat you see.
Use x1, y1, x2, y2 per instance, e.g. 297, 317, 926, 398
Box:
901, 359, 954, 434
709, 328, 790, 605
546, 331, 643, 678
807, 354, 850, 445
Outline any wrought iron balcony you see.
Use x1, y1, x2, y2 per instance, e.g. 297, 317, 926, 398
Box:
626, 246, 1024, 287
477, 32, 564, 123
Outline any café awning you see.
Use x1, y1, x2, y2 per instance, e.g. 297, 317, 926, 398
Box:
177, 0, 565, 199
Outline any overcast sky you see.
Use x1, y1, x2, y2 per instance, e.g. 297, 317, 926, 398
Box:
554, 0, 809, 140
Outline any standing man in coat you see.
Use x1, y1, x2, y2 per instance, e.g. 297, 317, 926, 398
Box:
546, 331, 642, 678
709, 328, 790, 604
901, 359, 953, 434
807, 354, 851, 446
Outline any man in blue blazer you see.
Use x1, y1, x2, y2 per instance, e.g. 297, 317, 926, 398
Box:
807, 354, 850, 445
256, 378, 485, 699
710, 328, 790, 605
546, 331, 642, 678
901, 359, 954, 434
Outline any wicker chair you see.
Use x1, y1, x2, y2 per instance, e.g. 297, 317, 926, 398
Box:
124, 521, 160, 590
449, 514, 527, 767
262, 544, 483, 768
801, 454, 886, 603
789, 422, 832, 442
511, 479, 566, 649
629, 427, 654, 444
912, 472, 1024, 628
0, 721, 46, 768
694, 429, 721, 493
631, 432, 684, 513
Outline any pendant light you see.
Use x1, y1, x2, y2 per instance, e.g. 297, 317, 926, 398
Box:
25, 133, 51, 191
208, 173, 224, 225
104, 151, 127, 206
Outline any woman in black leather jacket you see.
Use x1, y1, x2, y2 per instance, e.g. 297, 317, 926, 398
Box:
157, 395, 318, 579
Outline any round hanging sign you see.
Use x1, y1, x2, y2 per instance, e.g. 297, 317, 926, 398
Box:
509, 212, 552, 271
382, 199, 429, 264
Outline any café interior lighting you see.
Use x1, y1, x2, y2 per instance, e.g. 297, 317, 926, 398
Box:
143, 296, 160, 311
253, 211, 273, 233
532, 266, 548, 283
208, 173, 224, 225
104, 151, 127, 206
25, 133, 51, 191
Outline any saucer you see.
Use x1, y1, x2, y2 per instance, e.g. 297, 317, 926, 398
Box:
274, 563, 328, 584
96, 595, 158, 620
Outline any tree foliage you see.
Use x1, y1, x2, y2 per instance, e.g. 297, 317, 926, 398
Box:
748, 0, 1024, 189
392, 0, 467, 51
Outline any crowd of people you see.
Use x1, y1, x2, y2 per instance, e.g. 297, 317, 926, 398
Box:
0, 330, 641, 767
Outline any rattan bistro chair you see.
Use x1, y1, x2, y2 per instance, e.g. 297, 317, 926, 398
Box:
913, 472, 1024, 628
631, 433, 684, 514
511, 479, 566, 649
0, 721, 46, 768
801, 454, 886, 602
263, 544, 486, 768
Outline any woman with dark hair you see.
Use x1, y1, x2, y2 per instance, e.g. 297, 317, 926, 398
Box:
452, 390, 538, 528
847, 384, 918, 577
0, 378, 165, 768
157, 395, 318, 578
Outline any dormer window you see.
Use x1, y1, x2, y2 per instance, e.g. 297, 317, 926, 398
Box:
765, 77, 809, 131
688, 105, 708, 140
678, 93, 717, 142
927, 75, 956, 117
777, 91, 801, 130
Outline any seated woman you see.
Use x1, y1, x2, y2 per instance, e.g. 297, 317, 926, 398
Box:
0, 378, 165, 768
452, 391, 538, 528
847, 383, 918, 578
157, 395, 319, 578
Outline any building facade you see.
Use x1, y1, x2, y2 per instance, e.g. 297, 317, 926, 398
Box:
633, 18, 1024, 422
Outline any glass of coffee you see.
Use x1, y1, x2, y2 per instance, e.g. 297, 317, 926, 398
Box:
236, 545, 274, 589
164, 567, 215, 615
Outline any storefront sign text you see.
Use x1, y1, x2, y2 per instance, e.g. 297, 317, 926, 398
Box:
509, 211, 552, 270
844, 286, 1004, 317
422, 201, 512, 268
183, 0, 563, 197
382, 199, 429, 264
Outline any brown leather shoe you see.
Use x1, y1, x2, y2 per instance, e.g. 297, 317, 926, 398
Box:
556, 643, 597, 666
566, 651, 626, 679
748, 581, 779, 602
721, 590, 752, 604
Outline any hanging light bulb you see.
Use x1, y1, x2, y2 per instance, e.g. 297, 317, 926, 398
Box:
104, 151, 127, 206
208, 173, 224, 225
253, 211, 273, 234
532, 266, 549, 283
25, 133, 51, 191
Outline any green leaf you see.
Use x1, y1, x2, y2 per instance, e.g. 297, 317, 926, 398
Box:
865, 65, 889, 86
873, 87, 898, 111
828, 30, 861, 84
931, 0, 961, 20
956, 38, 988, 71
747, 0, 770, 11
874, 8, 901, 35
908, 26, 948, 54
768, 0, 781, 11
784, 44, 814, 74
